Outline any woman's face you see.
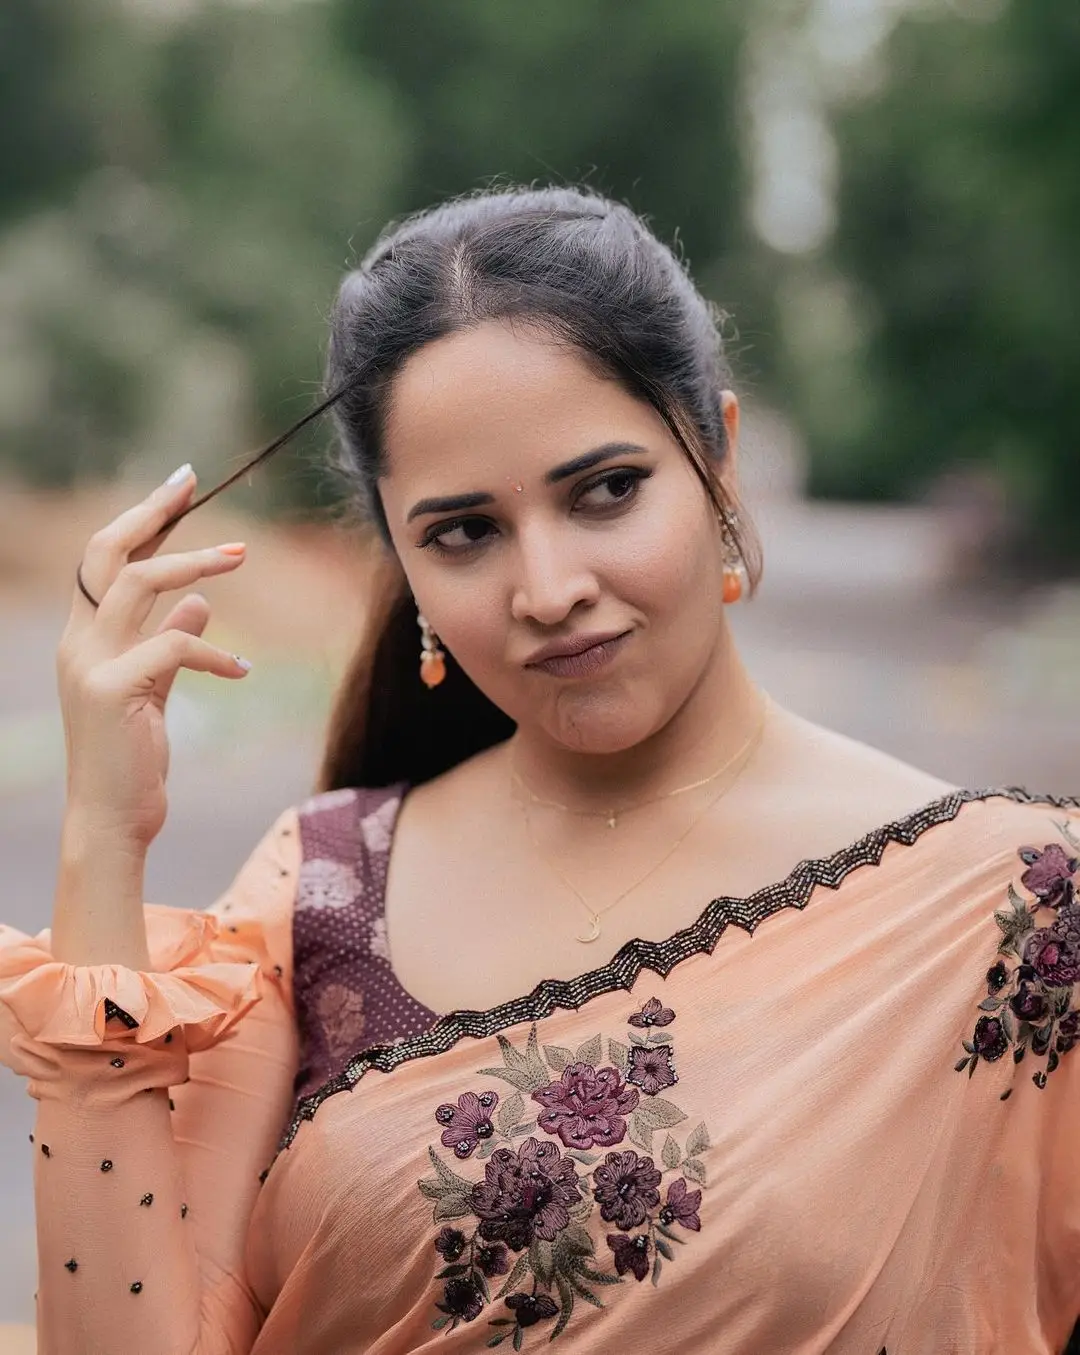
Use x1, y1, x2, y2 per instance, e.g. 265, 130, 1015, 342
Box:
377, 320, 737, 755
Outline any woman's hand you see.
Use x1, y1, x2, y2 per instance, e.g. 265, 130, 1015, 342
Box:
56, 465, 253, 853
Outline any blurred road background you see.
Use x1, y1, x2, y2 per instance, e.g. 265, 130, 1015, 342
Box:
1, 0, 1077, 1336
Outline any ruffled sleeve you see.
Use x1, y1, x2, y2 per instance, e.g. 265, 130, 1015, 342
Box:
0, 806, 302, 1355
0, 903, 266, 1055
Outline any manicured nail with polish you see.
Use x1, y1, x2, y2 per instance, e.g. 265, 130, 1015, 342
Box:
164, 463, 194, 487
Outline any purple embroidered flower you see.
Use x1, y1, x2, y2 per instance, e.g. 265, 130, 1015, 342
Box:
475, 1243, 510, 1278
1056, 1011, 1080, 1054
434, 1226, 467, 1261
1009, 982, 1048, 1024
435, 1090, 499, 1159
593, 1150, 662, 1229
972, 1015, 1008, 1062
504, 1292, 559, 1328
607, 1232, 651, 1281
1023, 928, 1080, 987
628, 996, 675, 1028
470, 1137, 581, 1251
659, 1177, 702, 1232
1019, 843, 1078, 906
626, 1043, 678, 1096
436, 1275, 485, 1323
986, 961, 1009, 993
531, 1062, 639, 1150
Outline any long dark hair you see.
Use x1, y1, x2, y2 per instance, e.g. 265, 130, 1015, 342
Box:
160, 185, 762, 792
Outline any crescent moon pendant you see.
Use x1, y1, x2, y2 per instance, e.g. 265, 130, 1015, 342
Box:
576, 916, 601, 943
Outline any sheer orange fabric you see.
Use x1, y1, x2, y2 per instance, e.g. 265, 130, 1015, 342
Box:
2, 789, 1078, 1354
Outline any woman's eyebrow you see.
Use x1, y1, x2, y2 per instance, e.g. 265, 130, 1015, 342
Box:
545, 441, 650, 484
406, 490, 494, 523
405, 442, 651, 522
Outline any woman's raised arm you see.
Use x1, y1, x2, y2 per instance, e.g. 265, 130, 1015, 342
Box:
0, 466, 299, 1351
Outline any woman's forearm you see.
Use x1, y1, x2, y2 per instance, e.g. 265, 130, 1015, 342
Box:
51, 813, 151, 969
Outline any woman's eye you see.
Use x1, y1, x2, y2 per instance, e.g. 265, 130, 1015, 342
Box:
422, 516, 494, 554
575, 467, 650, 511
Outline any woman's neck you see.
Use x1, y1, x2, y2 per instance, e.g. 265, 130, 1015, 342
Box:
506, 626, 766, 812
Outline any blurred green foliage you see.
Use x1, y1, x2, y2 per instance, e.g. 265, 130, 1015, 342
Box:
0, 0, 1076, 570
796, 0, 1080, 572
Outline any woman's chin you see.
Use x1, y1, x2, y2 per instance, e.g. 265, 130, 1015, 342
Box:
540, 689, 663, 755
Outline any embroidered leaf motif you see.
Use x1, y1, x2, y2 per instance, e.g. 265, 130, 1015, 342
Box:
475, 1064, 547, 1093
575, 1033, 603, 1066
607, 1038, 629, 1072
496, 1092, 524, 1133
566, 1274, 605, 1309
1057, 818, 1080, 853
528, 1238, 555, 1285
635, 1096, 687, 1130
569, 1149, 600, 1166
685, 1121, 710, 1157
628, 1111, 655, 1153
496, 1034, 529, 1072
655, 1238, 674, 1261
683, 1157, 708, 1185
432, 1193, 471, 1222
506, 1121, 537, 1138
543, 1045, 574, 1072
651, 1253, 662, 1286
661, 1134, 682, 1170
552, 1273, 575, 1339
524, 1024, 549, 1084
554, 1224, 595, 1261
419, 1145, 474, 1202
493, 1252, 529, 1299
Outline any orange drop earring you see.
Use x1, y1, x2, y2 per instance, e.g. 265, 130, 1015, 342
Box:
720, 508, 744, 604
417, 612, 446, 688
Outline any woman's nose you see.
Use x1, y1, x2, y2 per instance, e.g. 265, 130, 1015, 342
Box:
509, 528, 600, 626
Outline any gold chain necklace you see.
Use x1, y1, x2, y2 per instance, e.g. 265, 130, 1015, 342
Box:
511, 692, 772, 829
516, 692, 770, 943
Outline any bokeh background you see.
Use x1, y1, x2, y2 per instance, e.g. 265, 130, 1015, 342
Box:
1, 0, 1078, 1338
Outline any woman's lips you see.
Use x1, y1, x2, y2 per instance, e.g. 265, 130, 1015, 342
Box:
526, 631, 631, 678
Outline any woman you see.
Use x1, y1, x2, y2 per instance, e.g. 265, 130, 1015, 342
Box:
0, 185, 1077, 1354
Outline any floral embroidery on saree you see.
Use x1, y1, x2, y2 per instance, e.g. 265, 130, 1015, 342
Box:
957, 817, 1080, 1094
416, 999, 709, 1346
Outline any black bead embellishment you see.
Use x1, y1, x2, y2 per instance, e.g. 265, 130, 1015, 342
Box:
110, 1057, 125, 1069
163, 1031, 173, 1044
169, 1098, 175, 1111
100, 1159, 113, 1172
180, 1203, 188, 1218
103, 998, 139, 1030
129, 1281, 142, 1294
41, 1144, 50, 1158
139, 1193, 153, 1206
64, 1259, 77, 1273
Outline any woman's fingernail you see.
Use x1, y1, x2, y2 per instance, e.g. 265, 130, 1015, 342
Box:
233, 655, 253, 672
164, 463, 194, 487
216, 542, 247, 556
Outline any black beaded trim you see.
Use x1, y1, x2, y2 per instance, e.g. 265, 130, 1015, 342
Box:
103, 998, 139, 1030
275, 786, 1078, 1156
